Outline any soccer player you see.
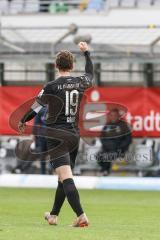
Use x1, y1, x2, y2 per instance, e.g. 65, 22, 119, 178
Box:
18, 42, 93, 227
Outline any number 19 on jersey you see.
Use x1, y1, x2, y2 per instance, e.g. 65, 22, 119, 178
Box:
65, 90, 79, 117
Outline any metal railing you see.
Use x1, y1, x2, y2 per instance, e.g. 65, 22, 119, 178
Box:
1, 67, 160, 86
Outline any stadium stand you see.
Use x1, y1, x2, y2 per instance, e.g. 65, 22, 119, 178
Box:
1, 0, 160, 15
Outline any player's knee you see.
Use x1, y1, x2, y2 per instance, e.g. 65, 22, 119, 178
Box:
56, 165, 73, 182
60, 173, 73, 182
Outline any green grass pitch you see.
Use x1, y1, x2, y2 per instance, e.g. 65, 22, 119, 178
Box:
0, 187, 160, 240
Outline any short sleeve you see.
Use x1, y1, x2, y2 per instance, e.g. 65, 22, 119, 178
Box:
36, 84, 52, 106
79, 73, 93, 90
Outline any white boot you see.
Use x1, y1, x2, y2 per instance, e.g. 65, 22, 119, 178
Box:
44, 212, 58, 225
72, 213, 89, 227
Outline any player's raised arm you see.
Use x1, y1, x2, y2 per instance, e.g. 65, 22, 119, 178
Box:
78, 42, 94, 88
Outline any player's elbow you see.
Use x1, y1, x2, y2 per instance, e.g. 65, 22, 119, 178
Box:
85, 79, 93, 89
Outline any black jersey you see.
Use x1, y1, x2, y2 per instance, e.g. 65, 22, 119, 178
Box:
36, 75, 91, 128
21, 51, 93, 131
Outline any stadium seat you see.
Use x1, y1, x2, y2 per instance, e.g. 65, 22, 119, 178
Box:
108, 0, 120, 7
121, 0, 135, 7
87, 0, 105, 11
0, 0, 8, 14
10, 0, 23, 14
49, 3, 69, 14
79, 0, 89, 11
25, 0, 39, 13
107, 0, 160, 9
138, 0, 152, 8
153, 0, 160, 7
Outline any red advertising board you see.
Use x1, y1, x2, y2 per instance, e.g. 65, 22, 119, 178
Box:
0, 86, 160, 137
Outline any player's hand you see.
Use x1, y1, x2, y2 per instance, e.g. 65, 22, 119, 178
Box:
78, 42, 89, 52
18, 121, 26, 134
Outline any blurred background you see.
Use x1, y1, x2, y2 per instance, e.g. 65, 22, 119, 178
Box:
0, 0, 160, 190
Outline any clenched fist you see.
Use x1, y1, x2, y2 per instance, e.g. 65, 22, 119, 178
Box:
78, 42, 89, 52
18, 121, 26, 134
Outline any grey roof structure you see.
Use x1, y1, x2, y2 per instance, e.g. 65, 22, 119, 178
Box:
0, 10, 160, 63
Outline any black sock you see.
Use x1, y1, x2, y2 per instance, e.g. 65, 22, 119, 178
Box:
50, 181, 66, 216
63, 178, 84, 217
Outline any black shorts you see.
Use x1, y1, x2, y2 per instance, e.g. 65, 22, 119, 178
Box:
46, 129, 80, 170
